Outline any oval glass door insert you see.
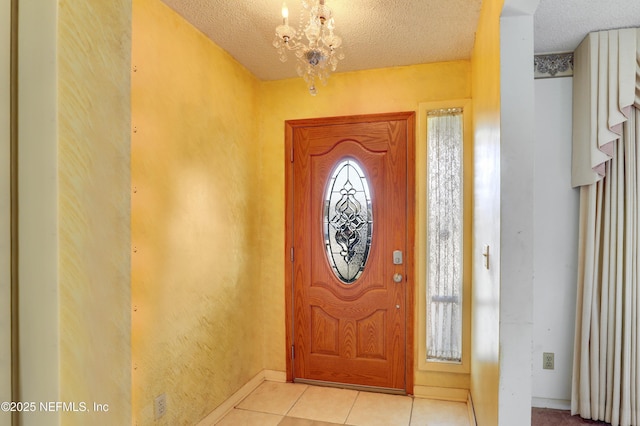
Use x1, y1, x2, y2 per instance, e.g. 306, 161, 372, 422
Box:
323, 158, 373, 284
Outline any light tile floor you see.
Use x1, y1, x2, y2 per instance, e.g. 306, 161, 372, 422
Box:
215, 381, 471, 426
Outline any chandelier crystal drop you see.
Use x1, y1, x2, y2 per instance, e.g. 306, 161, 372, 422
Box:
273, 0, 344, 95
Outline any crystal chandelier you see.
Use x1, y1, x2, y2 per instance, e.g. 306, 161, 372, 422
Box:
273, 1, 344, 95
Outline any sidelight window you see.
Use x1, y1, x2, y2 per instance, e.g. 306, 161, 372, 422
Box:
426, 108, 463, 363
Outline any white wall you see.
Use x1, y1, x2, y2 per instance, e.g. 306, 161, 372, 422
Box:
1, 1, 12, 424
532, 76, 579, 409
499, 9, 537, 424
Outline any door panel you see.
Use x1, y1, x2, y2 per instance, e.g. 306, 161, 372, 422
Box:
286, 113, 414, 391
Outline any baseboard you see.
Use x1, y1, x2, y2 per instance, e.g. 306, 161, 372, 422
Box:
414, 386, 475, 425
467, 391, 477, 426
196, 369, 287, 425
413, 385, 469, 402
264, 369, 287, 383
531, 397, 571, 411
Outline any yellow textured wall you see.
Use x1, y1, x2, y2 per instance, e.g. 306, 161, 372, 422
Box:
258, 62, 472, 385
131, 0, 262, 424
17, 0, 131, 425
58, 1, 132, 424
470, 0, 503, 424
133, 2, 472, 421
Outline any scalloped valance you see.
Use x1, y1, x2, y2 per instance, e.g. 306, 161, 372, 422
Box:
571, 28, 640, 187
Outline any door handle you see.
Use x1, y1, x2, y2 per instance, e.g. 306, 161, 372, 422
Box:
393, 273, 403, 283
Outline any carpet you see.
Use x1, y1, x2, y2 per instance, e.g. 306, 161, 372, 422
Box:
532, 408, 611, 425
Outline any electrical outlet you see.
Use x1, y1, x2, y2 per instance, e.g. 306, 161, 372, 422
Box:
154, 393, 167, 419
543, 352, 554, 370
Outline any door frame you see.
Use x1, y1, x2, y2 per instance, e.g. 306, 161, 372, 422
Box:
284, 111, 416, 394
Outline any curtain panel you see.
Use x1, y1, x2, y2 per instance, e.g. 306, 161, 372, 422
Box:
571, 27, 640, 426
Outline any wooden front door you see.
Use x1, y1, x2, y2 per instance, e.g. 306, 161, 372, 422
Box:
285, 112, 415, 393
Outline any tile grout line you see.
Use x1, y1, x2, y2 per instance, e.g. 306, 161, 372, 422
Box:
342, 390, 360, 424
282, 383, 310, 418
408, 396, 415, 426
232, 406, 283, 416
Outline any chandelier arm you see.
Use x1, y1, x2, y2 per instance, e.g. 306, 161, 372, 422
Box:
274, 0, 344, 95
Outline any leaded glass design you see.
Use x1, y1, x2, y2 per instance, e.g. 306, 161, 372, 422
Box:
426, 108, 463, 363
324, 159, 373, 284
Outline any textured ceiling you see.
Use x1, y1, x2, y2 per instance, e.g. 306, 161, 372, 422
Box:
159, 0, 640, 81
160, 0, 483, 81
534, 0, 640, 54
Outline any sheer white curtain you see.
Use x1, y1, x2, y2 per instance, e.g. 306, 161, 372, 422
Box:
426, 109, 463, 362
571, 28, 640, 426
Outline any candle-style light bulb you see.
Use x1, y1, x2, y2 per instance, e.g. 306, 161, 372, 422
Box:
282, 3, 289, 25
